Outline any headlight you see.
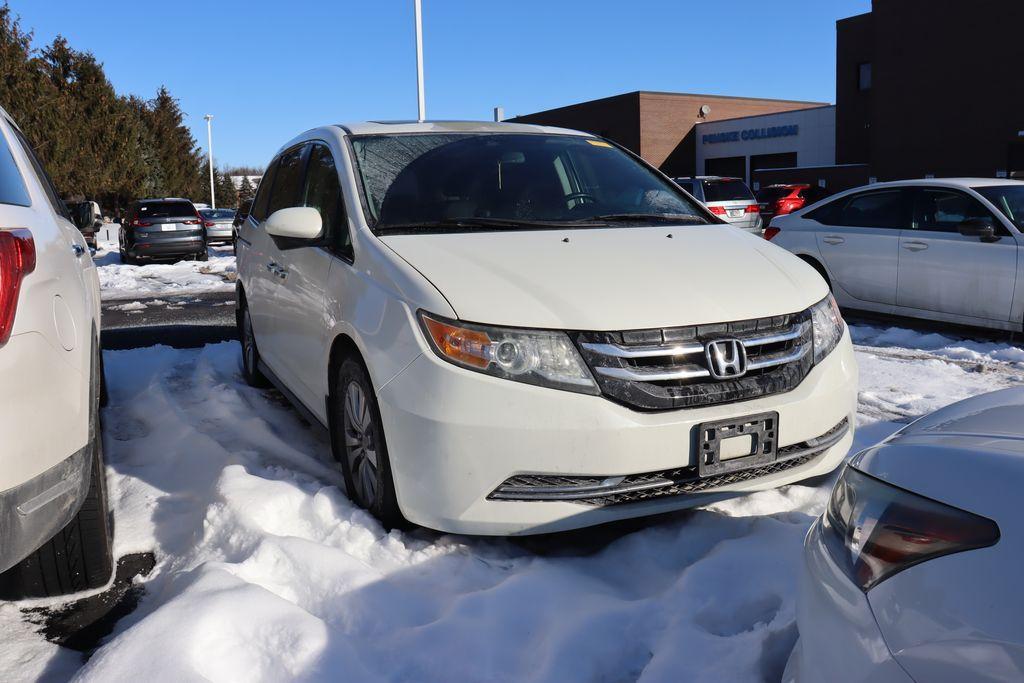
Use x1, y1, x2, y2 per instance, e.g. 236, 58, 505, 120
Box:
810, 294, 844, 363
418, 312, 599, 395
822, 465, 999, 591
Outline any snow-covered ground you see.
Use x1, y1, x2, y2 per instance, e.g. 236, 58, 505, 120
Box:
3, 324, 1022, 682
93, 225, 236, 301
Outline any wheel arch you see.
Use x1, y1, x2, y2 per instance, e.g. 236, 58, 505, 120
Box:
797, 253, 832, 291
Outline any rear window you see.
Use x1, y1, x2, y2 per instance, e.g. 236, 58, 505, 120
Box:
200, 209, 235, 220
756, 186, 792, 203
702, 179, 754, 203
137, 201, 196, 218
0, 130, 30, 207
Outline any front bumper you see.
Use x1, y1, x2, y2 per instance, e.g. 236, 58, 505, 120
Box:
783, 520, 913, 683
0, 444, 91, 573
377, 329, 857, 535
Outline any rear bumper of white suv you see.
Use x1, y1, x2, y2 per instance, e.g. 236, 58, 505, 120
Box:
377, 329, 857, 535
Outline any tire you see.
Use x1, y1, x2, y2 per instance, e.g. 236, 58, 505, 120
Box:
332, 358, 405, 528
196, 249, 209, 262
0, 342, 113, 599
119, 251, 134, 265
239, 302, 270, 388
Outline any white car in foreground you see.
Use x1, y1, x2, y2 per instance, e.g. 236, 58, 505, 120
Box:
786, 388, 1024, 682
236, 121, 857, 535
0, 107, 111, 597
768, 178, 1024, 332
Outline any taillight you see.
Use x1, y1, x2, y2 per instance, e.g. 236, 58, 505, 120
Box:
822, 466, 999, 591
204, 221, 216, 228
0, 228, 36, 346
745, 204, 759, 213
183, 219, 201, 225
776, 199, 804, 215
707, 206, 727, 215
131, 220, 152, 227
763, 227, 781, 241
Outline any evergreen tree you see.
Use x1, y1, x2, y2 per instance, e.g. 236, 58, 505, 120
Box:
216, 169, 237, 208
139, 87, 205, 199
238, 175, 256, 203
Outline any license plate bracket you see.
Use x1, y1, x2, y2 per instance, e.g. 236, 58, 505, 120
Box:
697, 411, 778, 478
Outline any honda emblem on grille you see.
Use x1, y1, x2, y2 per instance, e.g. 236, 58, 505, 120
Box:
705, 339, 748, 380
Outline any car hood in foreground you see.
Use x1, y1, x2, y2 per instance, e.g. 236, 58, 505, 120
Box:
380, 224, 827, 330
851, 388, 1024, 519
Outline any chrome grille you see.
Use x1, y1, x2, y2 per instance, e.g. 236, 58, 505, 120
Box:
574, 311, 813, 411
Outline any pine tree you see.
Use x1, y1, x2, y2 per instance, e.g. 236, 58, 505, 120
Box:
217, 170, 237, 208
238, 175, 256, 203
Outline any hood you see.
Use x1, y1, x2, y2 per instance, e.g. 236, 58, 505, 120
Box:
849, 388, 1024, 519
380, 225, 827, 330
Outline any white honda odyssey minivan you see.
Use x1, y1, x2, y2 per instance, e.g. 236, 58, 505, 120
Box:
236, 121, 858, 535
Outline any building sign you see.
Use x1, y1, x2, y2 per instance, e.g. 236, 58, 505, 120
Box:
703, 124, 799, 145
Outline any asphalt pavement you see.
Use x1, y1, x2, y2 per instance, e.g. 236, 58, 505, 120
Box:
101, 291, 238, 349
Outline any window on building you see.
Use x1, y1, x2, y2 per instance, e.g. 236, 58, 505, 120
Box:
858, 62, 872, 91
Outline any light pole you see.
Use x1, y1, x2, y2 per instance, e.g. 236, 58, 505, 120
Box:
203, 114, 216, 209
414, 0, 425, 122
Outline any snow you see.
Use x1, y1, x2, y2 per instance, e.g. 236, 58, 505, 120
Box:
3, 323, 1022, 682
93, 225, 236, 301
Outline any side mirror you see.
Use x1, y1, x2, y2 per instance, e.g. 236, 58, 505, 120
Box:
958, 217, 1000, 243
265, 206, 323, 244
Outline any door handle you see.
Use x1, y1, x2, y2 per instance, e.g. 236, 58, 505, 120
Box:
902, 241, 929, 252
266, 261, 288, 279
822, 235, 845, 245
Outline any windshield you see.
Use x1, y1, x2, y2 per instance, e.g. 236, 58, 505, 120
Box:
200, 209, 235, 220
349, 133, 706, 232
702, 179, 754, 203
974, 185, 1024, 229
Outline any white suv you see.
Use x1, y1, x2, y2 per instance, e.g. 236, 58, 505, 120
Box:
236, 122, 857, 535
0, 108, 111, 596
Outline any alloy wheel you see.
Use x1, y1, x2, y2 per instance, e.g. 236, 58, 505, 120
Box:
343, 380, 379, 507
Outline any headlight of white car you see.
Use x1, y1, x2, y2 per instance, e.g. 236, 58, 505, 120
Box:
810, 294, 845, 364
419, 312, 600, 395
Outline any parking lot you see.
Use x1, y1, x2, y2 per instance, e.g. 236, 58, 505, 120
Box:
3, 236, 1021, 682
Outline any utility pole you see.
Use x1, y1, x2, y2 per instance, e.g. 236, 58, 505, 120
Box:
204, 114, 216, 209
414, 0, 425, 122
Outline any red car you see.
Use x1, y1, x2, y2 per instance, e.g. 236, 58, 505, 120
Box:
757, 184, 828, 230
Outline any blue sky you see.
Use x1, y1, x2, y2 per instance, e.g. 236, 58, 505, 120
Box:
9, 0, 871, 168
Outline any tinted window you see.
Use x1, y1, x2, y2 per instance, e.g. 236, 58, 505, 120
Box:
701, 179, 754, 203
200, 209, 235, 220
912, 190, 995, 233
250, 159, 277, 221
974, 186, 1024, 230
137, 201, 196, 219
0, 129, 30, 207
757, 186, 792, 204
10, 127, 69, 218
858, 62, 872, 90
837, 190, 904, 228
350, 134, 704, 231
303, 144, 350, 255
266, 145, 308, 216
674, 179, 695, 195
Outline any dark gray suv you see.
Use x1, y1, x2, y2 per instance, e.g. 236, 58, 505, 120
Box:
119, 198, 208, 263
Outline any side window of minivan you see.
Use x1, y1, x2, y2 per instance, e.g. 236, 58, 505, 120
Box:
303, 144, 352, 259
250, 157, 279, 222
265, 145, 309, 217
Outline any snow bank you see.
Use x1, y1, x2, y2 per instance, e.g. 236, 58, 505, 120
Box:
5, 324, 1023, 682
93, 225, 236, 301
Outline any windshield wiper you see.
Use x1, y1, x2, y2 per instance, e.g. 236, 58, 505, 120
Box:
375, 217, 602, 235
579, 213, 709, 224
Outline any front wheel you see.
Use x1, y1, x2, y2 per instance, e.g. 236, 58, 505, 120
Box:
332, 358, 405, 528
239, 304, 269, 388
